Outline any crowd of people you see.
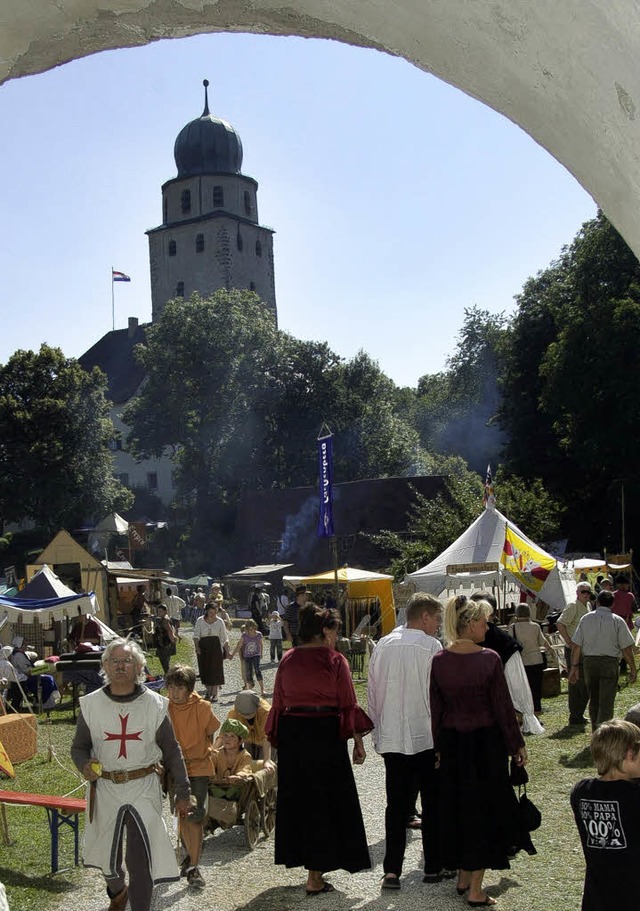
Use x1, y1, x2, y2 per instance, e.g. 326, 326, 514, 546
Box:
60, 575, 640, 911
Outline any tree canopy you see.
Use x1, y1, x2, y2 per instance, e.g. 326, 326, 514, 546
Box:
124, 291, 424, 559
0, 345, 133, 532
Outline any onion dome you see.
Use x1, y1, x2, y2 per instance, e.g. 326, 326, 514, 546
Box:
174, 80, 243, 177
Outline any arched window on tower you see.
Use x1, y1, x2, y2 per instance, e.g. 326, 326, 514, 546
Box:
168, 240, 177, 256
196, 234, 204, 253
244, 191, 252, 216
255, 239, 262, 257
176, 281, 184, 297
237, 231, 243, 252
213, 186, 224, 207
181, 189, 191, 213
163, 198, 168, 223
249, 282, 256, 291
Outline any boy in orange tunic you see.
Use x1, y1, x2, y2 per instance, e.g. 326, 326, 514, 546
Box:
166, 664, 220, 890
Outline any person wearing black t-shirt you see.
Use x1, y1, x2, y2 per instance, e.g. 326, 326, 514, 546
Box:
571, 719, 640, 911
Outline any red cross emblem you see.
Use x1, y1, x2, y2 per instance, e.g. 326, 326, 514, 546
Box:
103, 713, 143, 759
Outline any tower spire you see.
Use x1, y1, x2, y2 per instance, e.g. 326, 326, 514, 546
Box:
202, 79, 210, 117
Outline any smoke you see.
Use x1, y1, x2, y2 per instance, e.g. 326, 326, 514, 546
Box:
436, 370, 505, 473
277, 493, 323, 564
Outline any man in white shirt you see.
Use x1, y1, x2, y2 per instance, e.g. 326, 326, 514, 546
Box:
367, 592, 444, 891
163, 587, 186, 639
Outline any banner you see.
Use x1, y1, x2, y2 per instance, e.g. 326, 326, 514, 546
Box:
500, 525, 555, 593
317, 433, 334, 538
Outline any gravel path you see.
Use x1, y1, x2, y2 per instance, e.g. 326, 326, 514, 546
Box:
58, 630, 525, 911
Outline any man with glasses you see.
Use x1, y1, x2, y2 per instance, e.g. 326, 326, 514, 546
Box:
558, 582, 593, 726
71, 638, 191, 911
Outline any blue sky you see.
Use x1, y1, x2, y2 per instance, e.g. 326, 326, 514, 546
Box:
0, 33, 596, 388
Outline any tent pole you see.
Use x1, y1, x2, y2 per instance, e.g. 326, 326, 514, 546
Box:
331, 538, 342, 634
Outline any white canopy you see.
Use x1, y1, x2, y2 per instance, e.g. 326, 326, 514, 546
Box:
407, 507, 574, 613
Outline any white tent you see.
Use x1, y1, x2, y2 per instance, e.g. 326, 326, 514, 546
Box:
407, 507, 574, 612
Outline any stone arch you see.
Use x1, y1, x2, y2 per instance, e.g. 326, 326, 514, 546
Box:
3, 1, 640, 256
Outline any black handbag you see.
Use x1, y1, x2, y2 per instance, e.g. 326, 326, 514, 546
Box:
518, 785, 542, 832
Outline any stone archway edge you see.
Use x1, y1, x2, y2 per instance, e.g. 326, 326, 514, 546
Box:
4, 1, 640, 259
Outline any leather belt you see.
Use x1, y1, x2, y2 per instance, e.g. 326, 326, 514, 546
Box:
101, 763, 159, 783
284, 705, 338, 713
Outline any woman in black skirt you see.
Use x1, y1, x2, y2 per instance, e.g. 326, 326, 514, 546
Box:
430, 595, 528, 907
266, 604, 373, 895
193, 603, 229, 701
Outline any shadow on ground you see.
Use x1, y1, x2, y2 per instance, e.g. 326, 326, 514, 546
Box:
559, 746, 592, 769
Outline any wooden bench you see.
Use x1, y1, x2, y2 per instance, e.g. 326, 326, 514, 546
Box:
0, 790, 86, 874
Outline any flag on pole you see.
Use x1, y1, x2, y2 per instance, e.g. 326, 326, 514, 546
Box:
317, 432, 334, 537
482, 464, 495, 509
112, 270, 131, 282
500, 525, 555, 593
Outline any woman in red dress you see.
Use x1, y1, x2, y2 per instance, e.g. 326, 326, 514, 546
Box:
266, 603, 373, 895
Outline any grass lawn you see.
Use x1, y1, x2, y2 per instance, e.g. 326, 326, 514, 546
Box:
0, 634, 194, 911
1, 641, 638, 911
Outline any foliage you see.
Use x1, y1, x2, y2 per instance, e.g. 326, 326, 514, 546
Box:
498, 211, 640, 550
414, 307, 507, 472
124, 293, 423, 565
494, 469, 564, 543
0, 345, 133, 533
373, 456, 484, 577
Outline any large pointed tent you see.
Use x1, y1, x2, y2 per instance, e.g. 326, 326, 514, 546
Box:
407, 507, 573, 612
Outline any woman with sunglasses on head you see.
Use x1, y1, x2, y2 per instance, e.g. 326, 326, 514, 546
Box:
430, 595, 528, 908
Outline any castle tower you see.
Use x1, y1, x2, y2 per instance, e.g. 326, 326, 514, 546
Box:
147, 81, 277, 321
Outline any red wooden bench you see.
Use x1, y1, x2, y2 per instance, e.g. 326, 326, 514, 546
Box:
0, 790, 86, 874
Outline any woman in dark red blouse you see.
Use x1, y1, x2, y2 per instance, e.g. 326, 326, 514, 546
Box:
266, 603, 373, 895
430, 595, 527, 907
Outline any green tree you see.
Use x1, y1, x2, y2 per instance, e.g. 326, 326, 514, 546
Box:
124, 293, 426, 567
123, 291, 281, 538
373, 456, 484, 578
415, 307, 507, 472
493, 469, 564, 543
0, 345, 132, 532
499, 211, 640, 549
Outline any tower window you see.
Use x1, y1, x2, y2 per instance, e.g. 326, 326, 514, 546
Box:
147, 472, 158, 492
181, 189, 191, 213
196, 234, 204, 253
255, 239, 262, 257
213, 186, 224, 207
249, 282, 256, 291
168, 240, 177, 256
176, 281, 184, 297
237, 232, 243, 252
119, 472, 129, 486
244, 191, 252, 216
163, 199, 168, 223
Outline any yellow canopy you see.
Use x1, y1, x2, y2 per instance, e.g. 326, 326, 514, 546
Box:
301, 567, 396, 635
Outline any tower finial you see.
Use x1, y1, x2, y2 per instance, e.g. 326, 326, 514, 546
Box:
202, 79, 210, 117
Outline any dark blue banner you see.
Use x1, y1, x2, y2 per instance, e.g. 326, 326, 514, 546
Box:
317, 433, 334, 537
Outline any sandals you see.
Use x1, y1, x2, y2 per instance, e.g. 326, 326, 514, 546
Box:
306, 882, 335, 896
468, 897, 497, 907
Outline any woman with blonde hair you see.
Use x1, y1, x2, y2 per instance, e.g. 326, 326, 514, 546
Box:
430, 595, 528, 907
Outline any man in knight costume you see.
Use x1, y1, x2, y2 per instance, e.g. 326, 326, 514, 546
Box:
71, 638, 191, 911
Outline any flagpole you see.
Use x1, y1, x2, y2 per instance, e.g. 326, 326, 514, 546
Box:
111, 266, 115, 331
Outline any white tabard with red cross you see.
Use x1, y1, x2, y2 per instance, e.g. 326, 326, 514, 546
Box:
79, 687, 179, 883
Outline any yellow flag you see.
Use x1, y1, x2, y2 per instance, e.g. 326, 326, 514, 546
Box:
0, 738, 15, 778
500, 526, 555, 593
